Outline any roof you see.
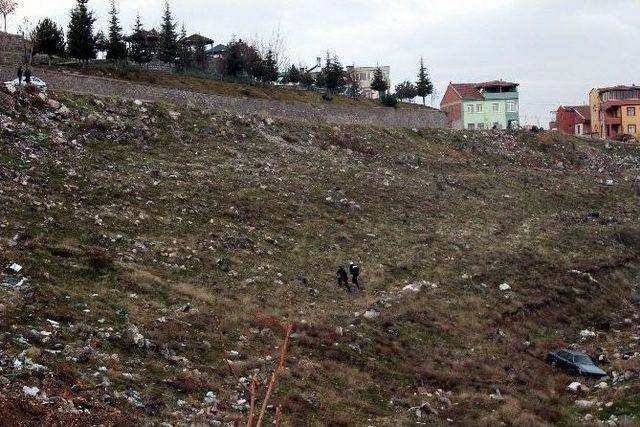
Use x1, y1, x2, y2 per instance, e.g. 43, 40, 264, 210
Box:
572, 105, 591, 121
449, 80, 519, 100
124, 29, 159, 43
206, 44, 227, 54
180, 34, 214, 45
597, 85, 639, 93
558, 105, 591, 121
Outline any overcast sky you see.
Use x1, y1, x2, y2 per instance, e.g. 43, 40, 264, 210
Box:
6, 0, 640, 126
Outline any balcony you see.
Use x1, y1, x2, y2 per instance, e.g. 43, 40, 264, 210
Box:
482, 92, 519, 100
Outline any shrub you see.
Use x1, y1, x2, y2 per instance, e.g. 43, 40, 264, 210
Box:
322, 93, 333, 102
381, 94, 398, 108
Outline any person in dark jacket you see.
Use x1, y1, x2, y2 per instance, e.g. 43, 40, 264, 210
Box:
17, 65, 23, 85
349, 262, 361, 289
24, 66, 31, 85
336, 266, 350, 293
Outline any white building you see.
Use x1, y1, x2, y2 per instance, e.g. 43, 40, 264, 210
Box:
347, 65, 391, 99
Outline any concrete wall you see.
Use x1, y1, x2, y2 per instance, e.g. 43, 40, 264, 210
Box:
0, 65, 447, 129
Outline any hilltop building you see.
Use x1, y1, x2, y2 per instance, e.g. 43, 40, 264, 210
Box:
590, 85, 640, 140
440, 80, 520, 130
346, 65, 391, 99
550, 106, 591, 135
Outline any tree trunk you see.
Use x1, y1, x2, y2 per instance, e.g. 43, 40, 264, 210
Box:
422, 96, 426, 106
3, 15, 6, 33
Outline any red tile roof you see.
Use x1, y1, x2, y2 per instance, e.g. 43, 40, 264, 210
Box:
572, 105, 591, 121
597, 85, 639, 93
449, 80, 519, 100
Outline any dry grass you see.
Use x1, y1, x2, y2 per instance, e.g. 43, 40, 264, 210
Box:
0, 90, 639, 425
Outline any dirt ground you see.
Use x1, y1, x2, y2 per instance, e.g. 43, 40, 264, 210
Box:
0, 88, 639, 426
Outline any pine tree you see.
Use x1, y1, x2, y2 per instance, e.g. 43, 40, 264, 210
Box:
33, 18, 65, 60
324, 53, 346, 94
224, 39, 245, 77
106, 0, 127, 61
286, 65, 300, 84
176, 23, 192, 69
129, 13, 152, 65
158, 1, 178, 63
262, 49, 279, 83
395, 81, 418, 102
300, 70, 314, 88
370, 67, 389, 98
95, 29, 107, 55
416, 57, 434, 106
244, 43, 264, 80
67, 0, 97, 63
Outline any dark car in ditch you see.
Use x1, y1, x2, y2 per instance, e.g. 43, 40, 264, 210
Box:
546, 349, 607, 378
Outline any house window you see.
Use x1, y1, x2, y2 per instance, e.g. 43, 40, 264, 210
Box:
506, 100, 518, 113
627, 107, 636, 117
478, 123, 485, 130
628, 124, 637, 134
467, 105, 474, 113
468, 123, 475, 130
492, 103, 499, 112
476, 104, 483, 113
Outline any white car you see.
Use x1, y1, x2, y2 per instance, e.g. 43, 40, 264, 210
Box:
4, 76, 48, 91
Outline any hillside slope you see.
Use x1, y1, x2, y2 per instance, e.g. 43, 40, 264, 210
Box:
0, 89, 639, 426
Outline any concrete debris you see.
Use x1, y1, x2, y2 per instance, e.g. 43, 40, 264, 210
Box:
22, 386, 39, 397
499, 283, 511, 291
363, 310, 380, 320
567, 382, 589, 393
580, 329, 597, 339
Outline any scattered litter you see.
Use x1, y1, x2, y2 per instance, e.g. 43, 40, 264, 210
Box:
499, 283, 511, 291
567, 382, 589, 393
580, 330, 597, 339
22, 386, 39, 397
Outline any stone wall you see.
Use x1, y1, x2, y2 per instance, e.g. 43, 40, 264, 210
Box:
0, 65, 448, 129
0, 32, 27, 65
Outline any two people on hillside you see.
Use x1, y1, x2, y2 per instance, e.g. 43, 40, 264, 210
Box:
16, 64, 31, 86
337, 262, 361, 293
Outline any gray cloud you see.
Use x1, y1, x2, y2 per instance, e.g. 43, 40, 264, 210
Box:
8, 0, 640, 126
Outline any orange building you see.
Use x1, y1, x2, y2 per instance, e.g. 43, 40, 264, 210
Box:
590, 85, 640, 141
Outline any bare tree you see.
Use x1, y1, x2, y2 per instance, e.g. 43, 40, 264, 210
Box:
0, 0, 18, 33
250, 24, 290, 74
17, 17, 34, 63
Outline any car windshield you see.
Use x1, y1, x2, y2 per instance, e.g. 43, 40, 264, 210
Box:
574, 355, 592, 365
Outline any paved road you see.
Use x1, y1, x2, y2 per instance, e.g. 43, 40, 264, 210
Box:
0, 65, 447, 129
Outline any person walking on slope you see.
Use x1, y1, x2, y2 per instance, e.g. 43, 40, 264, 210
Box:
337, 266, 350, 293
24, 66, 31, 85
349, 262, 361, 289
17, 65, 23, 85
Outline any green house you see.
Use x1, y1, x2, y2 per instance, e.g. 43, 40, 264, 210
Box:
440, 80, 520, 130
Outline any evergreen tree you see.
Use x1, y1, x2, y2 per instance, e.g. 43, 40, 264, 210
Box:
300, 70, 314, 88
224, 39, 245, 77
95, 29, 108, 55
262, 49, 279, 83
157, 0, 178, 63
395, 81, 418, 102
416, 57, 434, 106
244, 43, 264, 80
176, 23, 192, 69
286, 65, 301, 84
324, 54, 346, 94
128, 13, 152, 65
106, 0, 127, 61
67, 0, 97, 63
33, 18, 65, 60
370, 67, 389, 98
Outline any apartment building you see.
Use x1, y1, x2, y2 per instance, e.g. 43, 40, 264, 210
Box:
440, 80, 520, 130
346, 66, 391, 99
590, 85, 640, 140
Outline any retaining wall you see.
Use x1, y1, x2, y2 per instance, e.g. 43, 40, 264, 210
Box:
0, 65, 447, 129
